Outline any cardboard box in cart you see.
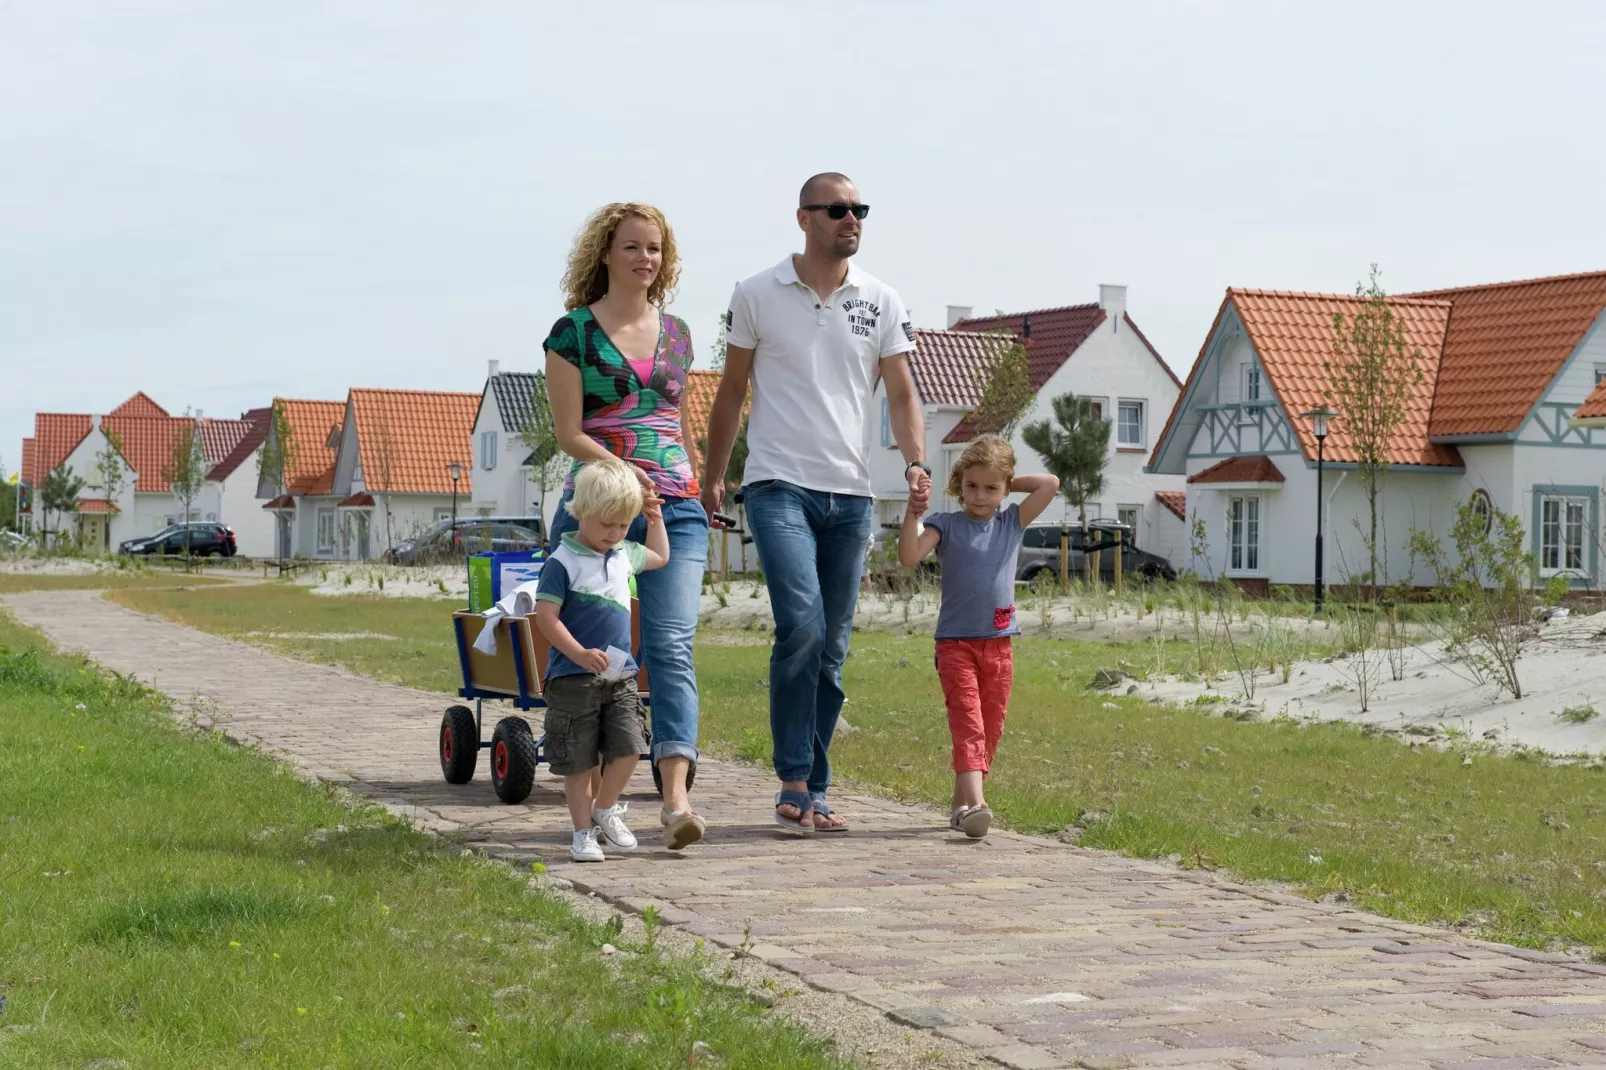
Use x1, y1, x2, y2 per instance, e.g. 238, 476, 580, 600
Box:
467, 550, 545, 613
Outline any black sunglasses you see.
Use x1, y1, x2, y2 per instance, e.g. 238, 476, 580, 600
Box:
801, 203, 870, 220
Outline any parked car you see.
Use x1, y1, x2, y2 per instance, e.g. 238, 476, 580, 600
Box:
383, 516, 545, 565
1017, 521, 1176, 584
120, 522, 238, 557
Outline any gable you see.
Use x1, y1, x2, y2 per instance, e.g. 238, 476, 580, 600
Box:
108, 392, 170, 419
351, 388, 479, 495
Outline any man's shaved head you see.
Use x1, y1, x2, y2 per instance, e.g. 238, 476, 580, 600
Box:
799, 171, 855, 206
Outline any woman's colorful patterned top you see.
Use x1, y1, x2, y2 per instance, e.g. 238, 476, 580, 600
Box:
543, 307, 699, 499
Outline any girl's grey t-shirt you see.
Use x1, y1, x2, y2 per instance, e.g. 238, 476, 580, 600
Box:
924, 504, 1022, 640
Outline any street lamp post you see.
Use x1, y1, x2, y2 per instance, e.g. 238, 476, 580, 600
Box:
1300, 408, 1338, 613
446, 461, 464, 549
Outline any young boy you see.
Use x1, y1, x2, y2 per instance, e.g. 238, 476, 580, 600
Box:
534, 458, 670, 862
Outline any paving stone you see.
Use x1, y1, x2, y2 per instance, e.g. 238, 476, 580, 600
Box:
11, 586, 1606, 1070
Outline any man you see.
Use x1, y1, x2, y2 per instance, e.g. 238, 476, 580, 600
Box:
702, 172, 930, 833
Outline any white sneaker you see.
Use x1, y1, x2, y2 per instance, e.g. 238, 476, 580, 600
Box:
570, 827, 605, 862
591, 801, 637, 851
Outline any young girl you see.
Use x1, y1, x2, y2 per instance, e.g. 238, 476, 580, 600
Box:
898, 435, 1059, 838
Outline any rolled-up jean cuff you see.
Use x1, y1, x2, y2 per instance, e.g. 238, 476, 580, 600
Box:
651, 740, 699, 763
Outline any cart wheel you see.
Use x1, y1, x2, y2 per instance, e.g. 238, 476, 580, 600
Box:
650, 758, 696, 798
440, 705, 478, 784
491, 717, 538, 804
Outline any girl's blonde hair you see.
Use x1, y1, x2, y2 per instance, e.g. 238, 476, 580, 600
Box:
569, 458, 643, 523
561, 202, 680, 311
946, 434, 1016, 498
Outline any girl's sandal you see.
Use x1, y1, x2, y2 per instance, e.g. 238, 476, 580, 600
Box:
809, 795, 850, 833
774, 789, 815, 835
951, 804, 992, 839
660, 807, 707, 851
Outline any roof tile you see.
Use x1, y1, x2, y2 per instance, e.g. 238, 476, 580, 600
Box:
108, 392, 170, 419
907, 328, 1011, 409
1229, 289, 1461, 467
1155, 489, 1186, 520
100, 415, 195, 493
351, 388, 480, 495
207, 408, 273, 482
1406, 271, 1606, 437
20, 438, 36, 486
680, 370, 749, 480
32, 414, 93, 484
1576, 376, 1606, 421
1187, 454, 1286, 484
273, 399, 346, 496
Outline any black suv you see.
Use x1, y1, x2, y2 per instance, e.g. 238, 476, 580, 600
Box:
1016, 522, 1177, 584
383, 516, 545, 565
120, 523, 238, 557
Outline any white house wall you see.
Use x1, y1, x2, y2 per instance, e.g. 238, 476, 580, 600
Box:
217, 449, 277, 557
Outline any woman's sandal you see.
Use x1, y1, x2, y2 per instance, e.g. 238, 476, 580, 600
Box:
809, 795, 850, 833
774, 789, 815, 835
950, 804, 992, 839
660, 807, 707, 851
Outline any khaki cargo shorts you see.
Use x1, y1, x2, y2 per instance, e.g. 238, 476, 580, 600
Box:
540, 674, 648, 775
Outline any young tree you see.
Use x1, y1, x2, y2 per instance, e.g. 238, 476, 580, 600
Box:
969, 332, 1035, 440
708, 313, 728, 372
367, 403, 400, 558
1022, 393, 1110, 534
1326, 264, 1423, 599
40, 461, 86, 550
256, 403, 299, 558
516, 371, 569, 532
162, 416, 207, 558
91, 429, 128, 551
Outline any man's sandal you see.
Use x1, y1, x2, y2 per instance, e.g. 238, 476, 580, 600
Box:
774, 789, 814, 835
951, 804, 992, 839
809, 795, 850, 833
660, 807, 707, 851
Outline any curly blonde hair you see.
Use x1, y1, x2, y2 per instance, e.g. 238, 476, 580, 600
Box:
946, 434, 1016, 499
561, 202, 680, 311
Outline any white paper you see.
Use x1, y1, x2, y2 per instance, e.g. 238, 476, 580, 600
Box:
603, 645, 632, 680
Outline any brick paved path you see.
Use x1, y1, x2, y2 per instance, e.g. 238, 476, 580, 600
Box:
9, 589, 1606, 1069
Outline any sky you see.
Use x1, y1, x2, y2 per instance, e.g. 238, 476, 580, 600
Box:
4, 0, 1606, 480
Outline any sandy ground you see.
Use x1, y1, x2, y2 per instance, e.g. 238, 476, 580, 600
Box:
0, 556, 139, 577
295, 563, 467, 599
1142, 610, 1606, 757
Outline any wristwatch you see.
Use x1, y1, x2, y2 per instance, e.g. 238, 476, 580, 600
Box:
904, 461, 931, 479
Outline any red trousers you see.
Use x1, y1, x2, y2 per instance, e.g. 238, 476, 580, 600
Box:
935, 637, 1014, 775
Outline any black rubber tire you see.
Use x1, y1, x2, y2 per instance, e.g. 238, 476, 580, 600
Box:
650, 759, 696, 798
440, 705, 478, 784
491, 717, 538, 804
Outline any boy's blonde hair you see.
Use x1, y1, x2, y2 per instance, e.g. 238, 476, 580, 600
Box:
946, 435, 1016, 498
569, 458, 643, 523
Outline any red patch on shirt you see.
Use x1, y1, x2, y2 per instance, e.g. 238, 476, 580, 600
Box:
993, 606, 1015, 631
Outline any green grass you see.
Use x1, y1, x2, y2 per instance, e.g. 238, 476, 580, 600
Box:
110, 584, 1606, 958
1558, 704, 1601, 725
0, 610, 843, 1069
0, 573, 227, 593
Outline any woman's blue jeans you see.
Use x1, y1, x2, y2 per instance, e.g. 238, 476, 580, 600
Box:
742, 479, 873, 795
546, 494, 708, 763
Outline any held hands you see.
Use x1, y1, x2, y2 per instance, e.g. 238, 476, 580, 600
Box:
906, 466, 933, 516
577, 648, 610, 674
642, 492, 663, 525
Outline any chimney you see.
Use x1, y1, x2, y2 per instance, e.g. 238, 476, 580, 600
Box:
1099, 284, 1127, 331
488, 359, 501, 378
945, 305, 973, 329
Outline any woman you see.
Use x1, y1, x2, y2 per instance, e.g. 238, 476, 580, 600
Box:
543, 202, 709, 851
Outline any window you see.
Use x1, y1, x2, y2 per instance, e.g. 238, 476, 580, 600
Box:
1088, 400, 1104, 421
480, 430, 498, 471
316, 508, 336, 554
1469, 489, 1492, 534
1242, 362, 1262, 402
1595, 364, 1606, 386
1228, 495, 1260, 573
1540, 494, 1587, 574
1118, 505, 1140, 544
879, 397, 893, 448
1117, 401, 1145, 448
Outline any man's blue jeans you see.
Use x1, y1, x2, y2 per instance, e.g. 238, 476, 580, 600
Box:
547, 494, 709, 763
743, 479, 873, 795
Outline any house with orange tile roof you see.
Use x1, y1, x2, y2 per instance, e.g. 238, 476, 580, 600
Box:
17, 395, 268, 552
258, 389, 479, 559
468, 362, 559, 530
1147, 272, 1606, 591
870, 285, 1187, 565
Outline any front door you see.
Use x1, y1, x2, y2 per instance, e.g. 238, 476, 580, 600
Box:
82, 516, 105, 552
356, 513, 370, 559
277, 513, 292, 558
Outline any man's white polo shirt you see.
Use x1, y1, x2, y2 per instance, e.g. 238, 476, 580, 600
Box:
726, 256, 915, 497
